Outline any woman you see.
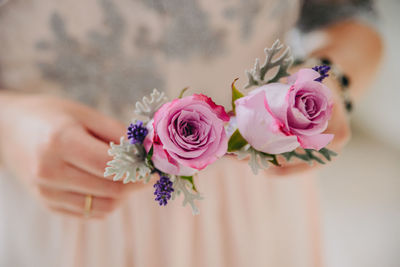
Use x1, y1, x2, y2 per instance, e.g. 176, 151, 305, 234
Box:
0, 0, 382, 266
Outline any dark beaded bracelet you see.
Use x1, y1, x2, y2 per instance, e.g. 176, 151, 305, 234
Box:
340, 75, 350, 88
320, 57, 352, 113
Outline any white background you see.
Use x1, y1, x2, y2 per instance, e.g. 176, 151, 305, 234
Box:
320, 1, 400, 266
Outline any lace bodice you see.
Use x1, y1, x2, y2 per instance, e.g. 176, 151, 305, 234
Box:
0, 0, 299, 121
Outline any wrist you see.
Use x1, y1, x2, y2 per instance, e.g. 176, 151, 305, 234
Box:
292, 57, 353, 114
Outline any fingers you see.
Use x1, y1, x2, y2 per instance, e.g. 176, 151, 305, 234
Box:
77, 107, 126, 144
263, 154, 322, 177
33, 161, 152, 219
324, 80, 351, 151
61, 127, 114, 179
48, 207, 103, 220
38, 163, 142, 199
326, 106, 351, 152
266, 161, 318, 177
38, 186, 119, 218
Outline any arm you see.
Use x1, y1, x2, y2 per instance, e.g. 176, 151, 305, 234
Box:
311, 20, 383, 98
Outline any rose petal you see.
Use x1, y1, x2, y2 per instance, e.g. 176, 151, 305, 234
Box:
152, 94, 228, 172
287, 68, 320, 85
297, 133, 334, 150
291, 120, 329, 136
235, 90, 300, 154
193, 94, 230, 121
251, 83, 291, 130
151, 143, 180, 175
177, 128, 228, 170
143, 120, 154, 152
287, 80, 333, 135
288, 106, 311, 129
159, 104, 222, 157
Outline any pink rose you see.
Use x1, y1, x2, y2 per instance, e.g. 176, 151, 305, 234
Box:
235, 68, 334, 154
144, 94, 229, 176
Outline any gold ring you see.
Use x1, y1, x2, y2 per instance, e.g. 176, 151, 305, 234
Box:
84, 194, 93, 217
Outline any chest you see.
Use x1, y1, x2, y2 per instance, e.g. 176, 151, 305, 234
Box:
0, 0, 299, 119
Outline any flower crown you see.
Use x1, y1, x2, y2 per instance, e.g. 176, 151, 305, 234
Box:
104, 40, 337, 215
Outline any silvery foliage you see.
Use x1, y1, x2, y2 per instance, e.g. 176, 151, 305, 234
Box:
225, 116, 237, 138
234, 39, 295, 175
134, 88, 168, 120
105, 89, 169, 183
234, 144, 274, 175
245, 39, 293, 89
171, 176, 203, 215
104, 137, 151, 184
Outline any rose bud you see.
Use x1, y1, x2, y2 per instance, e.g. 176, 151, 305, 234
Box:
235, 68, 334, 154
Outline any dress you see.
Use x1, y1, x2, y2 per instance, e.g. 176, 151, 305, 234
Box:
0, 0, 323, 266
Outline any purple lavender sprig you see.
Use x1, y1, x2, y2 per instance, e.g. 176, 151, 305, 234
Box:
312, 65, 331, 82
127, 120, 148, 144
154, 175, 174, 206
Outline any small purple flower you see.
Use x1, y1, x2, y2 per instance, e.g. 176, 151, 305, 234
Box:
312, 65, 331, 82
153, 175, 174, 206
127, 121, 148, 144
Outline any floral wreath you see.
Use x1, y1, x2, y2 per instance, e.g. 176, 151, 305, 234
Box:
104, 40, 337, 215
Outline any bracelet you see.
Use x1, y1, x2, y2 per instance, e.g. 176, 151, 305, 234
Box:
294, 57, 353, 113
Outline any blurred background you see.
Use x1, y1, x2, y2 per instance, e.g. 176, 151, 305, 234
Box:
319, 0, 400, 266
0, 1, 398, 266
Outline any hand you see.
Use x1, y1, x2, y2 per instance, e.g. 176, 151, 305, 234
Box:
264, 77, 351, 177
0, 94, 146, 219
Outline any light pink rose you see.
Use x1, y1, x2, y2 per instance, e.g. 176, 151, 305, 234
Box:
235, 68, 334, 154
144, 94, 229, 176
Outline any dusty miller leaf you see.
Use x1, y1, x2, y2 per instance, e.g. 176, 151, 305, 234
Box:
134, 88, 168, 120
245, 39, 293, 89
318, 147, 338, 161
104, 137, 151, 184
180, 176, 197, 192
234, 145, 275, 175
172, 176, 203, 215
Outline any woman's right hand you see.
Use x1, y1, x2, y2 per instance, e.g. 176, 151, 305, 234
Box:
0, 93, 145, 219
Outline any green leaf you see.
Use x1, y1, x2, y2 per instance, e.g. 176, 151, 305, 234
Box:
318, 148, 338, 161
305, 149, 325, 164
281, 152, 294, 161
180, 176, 197, 192
145, 145, 155, 170
258, 151, 280, 166
231, 78, 244, 114
227, 129, 248, 152
146, 145, 154, 159
280, 147, 337, 165
178, 87, 189, 98
267, 154, 280, 166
